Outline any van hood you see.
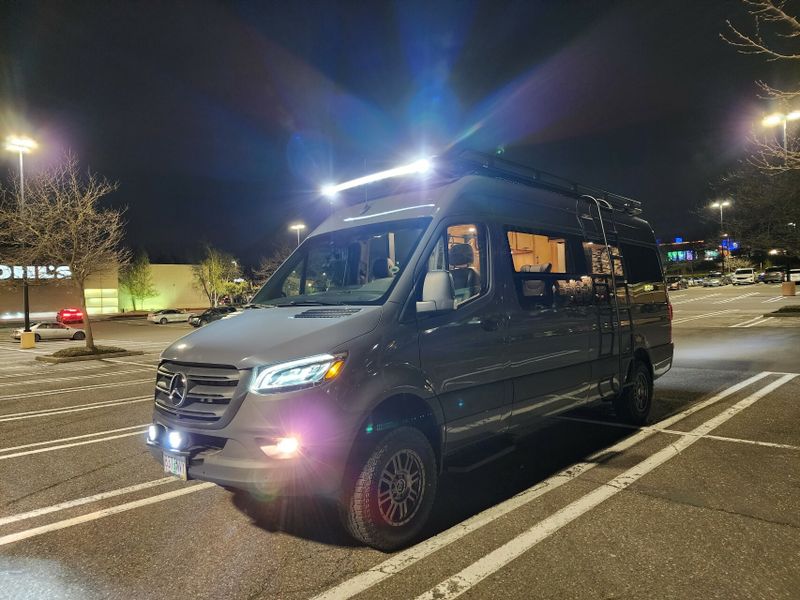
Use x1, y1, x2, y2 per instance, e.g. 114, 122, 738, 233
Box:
161, 305, 383, 370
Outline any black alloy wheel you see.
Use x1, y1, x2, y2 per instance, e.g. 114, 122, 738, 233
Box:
613, 361, 653, 425
341, 426, 438, 552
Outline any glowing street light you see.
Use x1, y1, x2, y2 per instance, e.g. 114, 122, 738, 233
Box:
709, 200, 731, 231
761, 110, 800, 155
4, 134, 38, 336
321, 157, 433, 198
289, 223, 306, 246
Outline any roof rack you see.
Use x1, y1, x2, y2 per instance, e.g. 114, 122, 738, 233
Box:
453, 150, 642, 215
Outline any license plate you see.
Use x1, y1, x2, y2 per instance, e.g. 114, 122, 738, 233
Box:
163, 452, 187, 480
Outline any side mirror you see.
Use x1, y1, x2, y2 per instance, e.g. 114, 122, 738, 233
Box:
416, 270, 456, 314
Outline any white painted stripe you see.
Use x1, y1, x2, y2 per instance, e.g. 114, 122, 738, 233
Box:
729, 315, 766, 328
762, 296, 783, 303
0, 424, 148, 454
0, 431, 145, 460
713, 292, 759, 304
104, 358, 159, 368
0, 378, 151, 401
311, 371, 773, 600
0, 482, 216, 547
0, 396, 150, 423
0, 361, 135, 379
3, 368, 152, 386
672, 309, 736, 324
415, 373, 797, 600
742, 317, 774, 328
660, 429, 800, 451
0, 478, 175, 527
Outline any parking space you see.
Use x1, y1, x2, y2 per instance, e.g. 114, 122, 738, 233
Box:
669, 284, 800, 329
0, 311, 798, 599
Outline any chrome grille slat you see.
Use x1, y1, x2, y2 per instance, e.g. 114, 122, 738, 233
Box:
154, 360, 243, 425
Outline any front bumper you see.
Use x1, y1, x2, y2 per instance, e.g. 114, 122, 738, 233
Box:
148, 384, 355, 498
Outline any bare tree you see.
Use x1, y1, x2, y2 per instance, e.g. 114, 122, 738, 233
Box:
193, 246, 240, 307
253, 242, 295, 286
722, 0, 800, 172
119, 252, 157, 310
0, 154, 129, 350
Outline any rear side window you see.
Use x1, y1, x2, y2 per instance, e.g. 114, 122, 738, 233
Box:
621, 244, 662, 284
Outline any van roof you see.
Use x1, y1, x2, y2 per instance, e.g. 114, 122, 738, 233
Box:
314, 171, 655, 245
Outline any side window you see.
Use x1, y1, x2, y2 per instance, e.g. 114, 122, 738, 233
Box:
426, 223, 488, 306
621, 243, 667, 303
506, 228, 593, 308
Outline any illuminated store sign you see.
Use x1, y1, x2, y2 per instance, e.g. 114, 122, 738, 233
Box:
0, 265, 72, 280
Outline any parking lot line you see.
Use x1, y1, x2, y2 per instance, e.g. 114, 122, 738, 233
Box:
415, 373, 797, 600
671, 309, 737, 324
312, 371, 773, 600
0, 430, 146, 461
0, 424, 148, 454
729, 315, 767, 328
0, 395, 151, 423
713, 292, 759, 304
3, 368, 152, 387
762, 296, 784, 304
0, 478, 176, 527
0, 379, 152, 402
0, 482, 216, 547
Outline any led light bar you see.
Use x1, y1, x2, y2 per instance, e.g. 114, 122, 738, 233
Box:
321, 158, 432, 197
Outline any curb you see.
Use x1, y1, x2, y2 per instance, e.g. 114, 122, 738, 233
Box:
35, 350, 145, 364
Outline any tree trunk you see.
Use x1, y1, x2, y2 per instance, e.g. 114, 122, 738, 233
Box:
77, 281, 96, 351
131, 297, 137, 311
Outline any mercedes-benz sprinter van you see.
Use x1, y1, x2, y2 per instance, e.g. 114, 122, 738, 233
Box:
147, 152, 673, 551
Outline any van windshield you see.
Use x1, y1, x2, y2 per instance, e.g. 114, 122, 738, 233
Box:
253, 218, 430, 306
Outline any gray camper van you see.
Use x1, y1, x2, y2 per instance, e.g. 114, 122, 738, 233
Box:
147, 152, 673, 550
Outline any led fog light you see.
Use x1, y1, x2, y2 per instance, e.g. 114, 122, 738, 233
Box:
147, 424, 158, 442
260, 436, 301, 459
168, 430, 184, 450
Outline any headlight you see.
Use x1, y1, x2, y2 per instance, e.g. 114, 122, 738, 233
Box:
250, 353, 346, 393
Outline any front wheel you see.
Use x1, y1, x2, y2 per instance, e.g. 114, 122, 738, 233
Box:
340, 427, 438, 552
34, 333, 41, 342
72, 331, 86, 340
613, 361, 653, 425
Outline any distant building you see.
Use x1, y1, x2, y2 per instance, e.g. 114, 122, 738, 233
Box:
659, 239, 720, 264
0, 263, 209, 322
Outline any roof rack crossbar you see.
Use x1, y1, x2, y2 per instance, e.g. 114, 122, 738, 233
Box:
456, 150, 642, 215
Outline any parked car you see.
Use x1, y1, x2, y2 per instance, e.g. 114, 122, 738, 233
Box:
703, 271, 727, 287
11, 322, 86, 342
789, 269, 800, 283
188, 306, 239, 327
56, 307, 84, 324
666, 275, 688, 290
732, 268, 756, 285
763, 267, 785, 284
147, 309, 190, 324
147, 151, 673, 551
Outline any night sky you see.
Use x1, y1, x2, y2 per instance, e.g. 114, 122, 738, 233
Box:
0, 0, 790, 266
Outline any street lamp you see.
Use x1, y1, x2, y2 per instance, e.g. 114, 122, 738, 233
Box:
289, 223, 306, 247
4, 134, 38, 335
762, 110, 800, 155
709, 200, 731, 231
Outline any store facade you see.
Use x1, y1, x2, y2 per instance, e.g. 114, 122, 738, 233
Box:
0, 263, 209, 322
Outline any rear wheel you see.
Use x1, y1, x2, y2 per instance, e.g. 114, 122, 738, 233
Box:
34, 333, 41, 342
340, 427, 438, 551
72, 331, 86, 340
159, 317, 168, 325
613, 361, 653, 425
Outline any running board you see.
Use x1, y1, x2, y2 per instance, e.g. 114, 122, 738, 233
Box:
446, 445, 516, 474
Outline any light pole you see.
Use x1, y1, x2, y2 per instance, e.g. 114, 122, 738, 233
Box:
710, 200, 731, 231
4, 135, 38, 335
762, 111, 800, 157
289, 223, 306, 247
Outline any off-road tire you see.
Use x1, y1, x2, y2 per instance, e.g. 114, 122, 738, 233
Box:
340, 426, 437, 552
613, 361, 653, 425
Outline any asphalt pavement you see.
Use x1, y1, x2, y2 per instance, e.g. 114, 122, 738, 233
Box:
0, 290, 798, 600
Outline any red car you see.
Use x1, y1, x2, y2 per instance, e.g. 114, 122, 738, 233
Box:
56, 307, 84, 324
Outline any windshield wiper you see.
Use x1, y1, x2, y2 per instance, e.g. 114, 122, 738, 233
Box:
273, 300, 344, 307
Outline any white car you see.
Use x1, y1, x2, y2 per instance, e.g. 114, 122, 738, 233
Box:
11, 322, 86, 342
732, 268, 755, 285
789, 269, 800, 283
147, 309, 190, 324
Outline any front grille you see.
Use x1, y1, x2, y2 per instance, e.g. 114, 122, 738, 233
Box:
154, 361, 243, 425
